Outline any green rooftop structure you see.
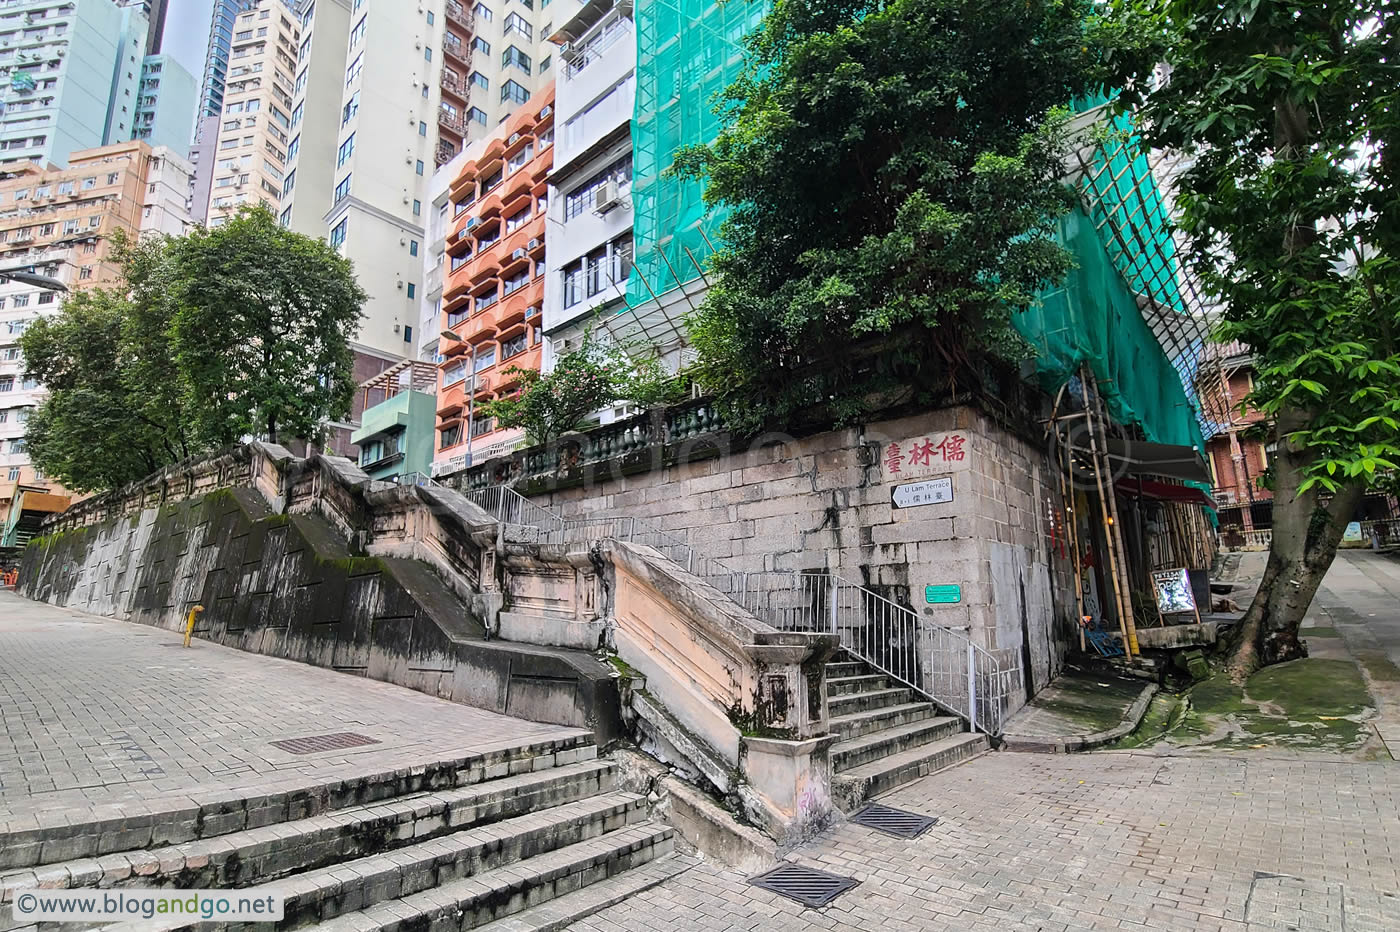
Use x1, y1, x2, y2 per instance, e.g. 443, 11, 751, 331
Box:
350, 361, 439, 482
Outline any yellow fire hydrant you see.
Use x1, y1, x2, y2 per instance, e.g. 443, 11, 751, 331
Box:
183, 605, 205, 648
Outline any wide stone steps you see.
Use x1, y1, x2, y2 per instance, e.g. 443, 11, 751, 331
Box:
275, 793, 649, 928
831, 716, 964, 772
1, 736, 684, 932
829, 700, 936, 741
824, 655, 988, 808
474, 854, 700, 932
832, 732, 989, 810
827, 685, 915, 717
1, 761, 618, 896
314, 824, 676, 932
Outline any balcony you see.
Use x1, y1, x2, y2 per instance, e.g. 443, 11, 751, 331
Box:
441, 69, 466, 100
443, 39, 472, 70
444, 1, 474, 31
439, 107, 465, 136
436, 139, 458, 168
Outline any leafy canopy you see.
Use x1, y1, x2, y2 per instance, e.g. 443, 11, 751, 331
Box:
1104, 0, 1400, 493
169, 206, 365, 445
21, 208, 367, 490
673, 0, 1109, 431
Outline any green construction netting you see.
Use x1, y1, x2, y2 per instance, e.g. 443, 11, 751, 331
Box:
625, 0, 1209, 456
626, 0, 766, 305
1017, 209, 1207, 452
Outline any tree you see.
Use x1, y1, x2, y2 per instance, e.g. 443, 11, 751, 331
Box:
19, 236, 195, 491
167, 206, 365, 446
1102, 1, 1399, 675
481, 322, 688, 446
672, 0, 1109, 432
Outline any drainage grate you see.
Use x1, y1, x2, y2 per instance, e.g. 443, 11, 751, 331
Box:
270, 732, 381, 755
749, 862, 859, 908
850, 803, 938, 838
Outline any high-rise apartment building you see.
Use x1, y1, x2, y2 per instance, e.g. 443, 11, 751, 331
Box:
132, 53, 197, 151
0, 140, 192, 539
542, 0, 634, 356
202, 0, 300, 226
195, 0, 247, 121
275, 0, 347, 236
432, 86, 553, 475
0, 0, 152, 168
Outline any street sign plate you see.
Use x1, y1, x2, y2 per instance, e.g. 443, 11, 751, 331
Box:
925, 585, 962, 604
891, 477, 953, 509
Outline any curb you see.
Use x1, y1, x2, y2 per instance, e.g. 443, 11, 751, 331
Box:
1002, 682, 1160, 754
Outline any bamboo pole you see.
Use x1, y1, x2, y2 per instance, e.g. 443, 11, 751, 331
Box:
1081, 367, 1139, 660
1055, 421, 1087, 652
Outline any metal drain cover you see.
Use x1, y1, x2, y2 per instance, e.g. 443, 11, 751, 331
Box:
850, 803, 937, 838
270, 732, 381, 755
749, 862, 858, 908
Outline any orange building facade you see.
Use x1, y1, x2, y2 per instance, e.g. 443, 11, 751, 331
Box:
434, 86, 554, 474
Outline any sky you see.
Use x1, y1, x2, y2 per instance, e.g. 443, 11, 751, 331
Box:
161, 0, 216, 84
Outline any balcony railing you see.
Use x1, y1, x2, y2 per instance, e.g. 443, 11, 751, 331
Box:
444, 1, 474, 30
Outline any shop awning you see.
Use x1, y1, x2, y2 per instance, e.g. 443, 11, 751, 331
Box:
1115, 477, 1214, 507
1101, 438, 1212, 484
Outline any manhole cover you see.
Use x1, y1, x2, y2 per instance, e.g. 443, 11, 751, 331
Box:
850, 803, 937, 838
270, 732, 381, 755
749, 862, 858, 908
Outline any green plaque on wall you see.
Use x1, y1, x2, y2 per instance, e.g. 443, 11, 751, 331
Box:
924, 585, 962, 604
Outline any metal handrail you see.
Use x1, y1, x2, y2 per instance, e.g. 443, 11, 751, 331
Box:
711, 570, 1018, 735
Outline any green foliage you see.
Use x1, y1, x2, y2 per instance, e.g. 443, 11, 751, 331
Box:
481, 323, 688, 445
21, 208, 366, 490
167, 206, 365, 445
672, 0, 1109, 431
1102, 0, 1400, 495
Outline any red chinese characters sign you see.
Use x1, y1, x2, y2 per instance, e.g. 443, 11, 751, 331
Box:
879, 432, 971, 481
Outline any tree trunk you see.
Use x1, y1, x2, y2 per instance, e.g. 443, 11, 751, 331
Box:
1226, 408, 1366, 679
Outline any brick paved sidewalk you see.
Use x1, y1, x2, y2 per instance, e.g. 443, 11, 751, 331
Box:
573, 751, 1400, 932
0, 591, 581, 821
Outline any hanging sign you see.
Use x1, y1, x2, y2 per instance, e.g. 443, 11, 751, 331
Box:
1150, 567, 1197, 615
891, 476, 953, 509
925, 585, 962, 604
1343, 521, 1363, 542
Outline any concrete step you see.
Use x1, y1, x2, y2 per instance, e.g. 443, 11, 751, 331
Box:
0, 733, 596, 872
831, 717, 965, 772
473, 854, 700, 932
826, 674, 888, 696
313, 823, 676, 932
829, 701, 937, 742
827, 686, 913, 718
0, 760, 616, 896
824, 661, 867, 679
832, 732, 990, 810
276, 792, 650, 928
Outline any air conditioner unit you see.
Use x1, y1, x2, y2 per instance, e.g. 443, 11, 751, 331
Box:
538, 105, 552, 118
510, 247, 526, 260
526, 238, 539, 249
508, 132, 520, 145
465, 217, 480, 229
593, 181, 621, 213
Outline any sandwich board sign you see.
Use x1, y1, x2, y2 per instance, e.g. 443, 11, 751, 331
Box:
1150, 567, 1201, 623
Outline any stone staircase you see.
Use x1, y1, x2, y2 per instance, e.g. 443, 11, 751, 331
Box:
826, 655, 990, 809
0, 736, 692, 932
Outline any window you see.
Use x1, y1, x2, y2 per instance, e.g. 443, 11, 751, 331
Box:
57, 180, 74, 195
413, 199, 422, 216
562, 259, 582, 308
507, 142, 533, 173
427, 11, 435, 24
282, 168, 297, 196
503, 12, 532, 40
345, 52, 363, 85
564, 154, 632, 220
469, 71, 488, 90
330, 218, 348, 249
6, 467, 17, 481
475, 287, 499, 311
474, 3, 493, 21
474, 347, 496, 372
37, 291, 54, 305
466, 107, 487, 125
585, 246, 607, 297
502, 46, 531, 74
0, 376, 11, 391
348, 14, 367, 46
540, 55, 551, 73
424, 47, 433, 62
12, 294, 29, 308
334, 174, 351, 203
500, 80, 529, 105
403, 324, 413, 343
444, 360, 467, 385
502, 268, 529, 295
416, 159, 424, 176
505, 206, 531, 233
502, 332, 527, 358
341, 91, 358, 125
79, 266, 93, 281
419, 120, 428, 137
406, 283, 417, 299
472, 416, 495, 437
336, 133, 355, 167
409, 240, 419, 257
440, 424, 462, 449
481, 168, 503, 194
471, 36, 490, 55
